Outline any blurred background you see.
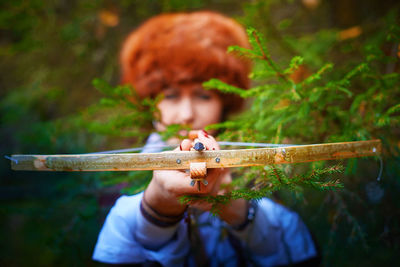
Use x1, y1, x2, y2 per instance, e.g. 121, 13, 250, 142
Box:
1, 0, 399, 266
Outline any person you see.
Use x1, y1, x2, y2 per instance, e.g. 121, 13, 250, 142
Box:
93, 11, 319, 266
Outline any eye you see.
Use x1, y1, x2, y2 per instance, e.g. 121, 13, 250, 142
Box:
198, 93, 211, 100
195, 89, 212, 100
164, 93, 179, 99
163, 89, 179, 99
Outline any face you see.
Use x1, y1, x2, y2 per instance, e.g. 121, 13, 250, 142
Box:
155, 83, 223, 133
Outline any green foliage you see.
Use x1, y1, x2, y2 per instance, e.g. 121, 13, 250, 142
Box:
208, 27, 399, 149
181, 164, 344, 216
206, 6, 400, 265
83, 79, 156, 143
185, 163, 342, 204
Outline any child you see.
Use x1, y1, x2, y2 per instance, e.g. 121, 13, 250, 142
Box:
93, 11, 319, 266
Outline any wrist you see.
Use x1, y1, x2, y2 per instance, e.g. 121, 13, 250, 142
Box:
144, 179, 187, 216
140, 194, 186, 227
231, 200, 257, 231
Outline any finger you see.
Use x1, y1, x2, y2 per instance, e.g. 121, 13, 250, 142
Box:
172, 139, 192, 151
206, 168, 225, 188
178, 167, 226, 196
185, 168, 223, 195
185, 171, 221, 195
188, 130, 198, 140
197, 130, 220, 151
189, 200, 213, 211
180, 139, 192, 151
154, 169, 190, 193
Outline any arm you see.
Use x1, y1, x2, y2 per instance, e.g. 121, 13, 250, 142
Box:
92, 193, 190, 266
229, 198, 319, 265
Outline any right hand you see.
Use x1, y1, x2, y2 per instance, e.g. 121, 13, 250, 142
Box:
143, 130, 230, 216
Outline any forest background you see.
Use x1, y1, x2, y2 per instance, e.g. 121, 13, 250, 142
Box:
1, 0, 399, 266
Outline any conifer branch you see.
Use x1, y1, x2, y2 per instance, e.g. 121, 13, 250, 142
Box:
250, 28, 290, 84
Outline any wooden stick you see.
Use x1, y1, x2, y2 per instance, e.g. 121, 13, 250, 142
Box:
10, 140, 381, 172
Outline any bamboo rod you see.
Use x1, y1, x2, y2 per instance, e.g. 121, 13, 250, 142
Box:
10, 140, 381, 172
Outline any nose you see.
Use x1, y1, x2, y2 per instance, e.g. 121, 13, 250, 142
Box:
178, 96, 195, 125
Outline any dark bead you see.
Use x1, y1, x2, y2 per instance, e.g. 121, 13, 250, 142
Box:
194, 142, 205, 151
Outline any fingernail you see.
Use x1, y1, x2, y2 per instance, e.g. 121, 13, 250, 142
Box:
180, 144, 182, 151
202, 130, 208, 137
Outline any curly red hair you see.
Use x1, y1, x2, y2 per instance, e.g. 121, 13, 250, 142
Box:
120, 11, 251, 116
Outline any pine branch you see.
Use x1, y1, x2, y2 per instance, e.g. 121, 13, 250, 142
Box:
248, 27, 290, 84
